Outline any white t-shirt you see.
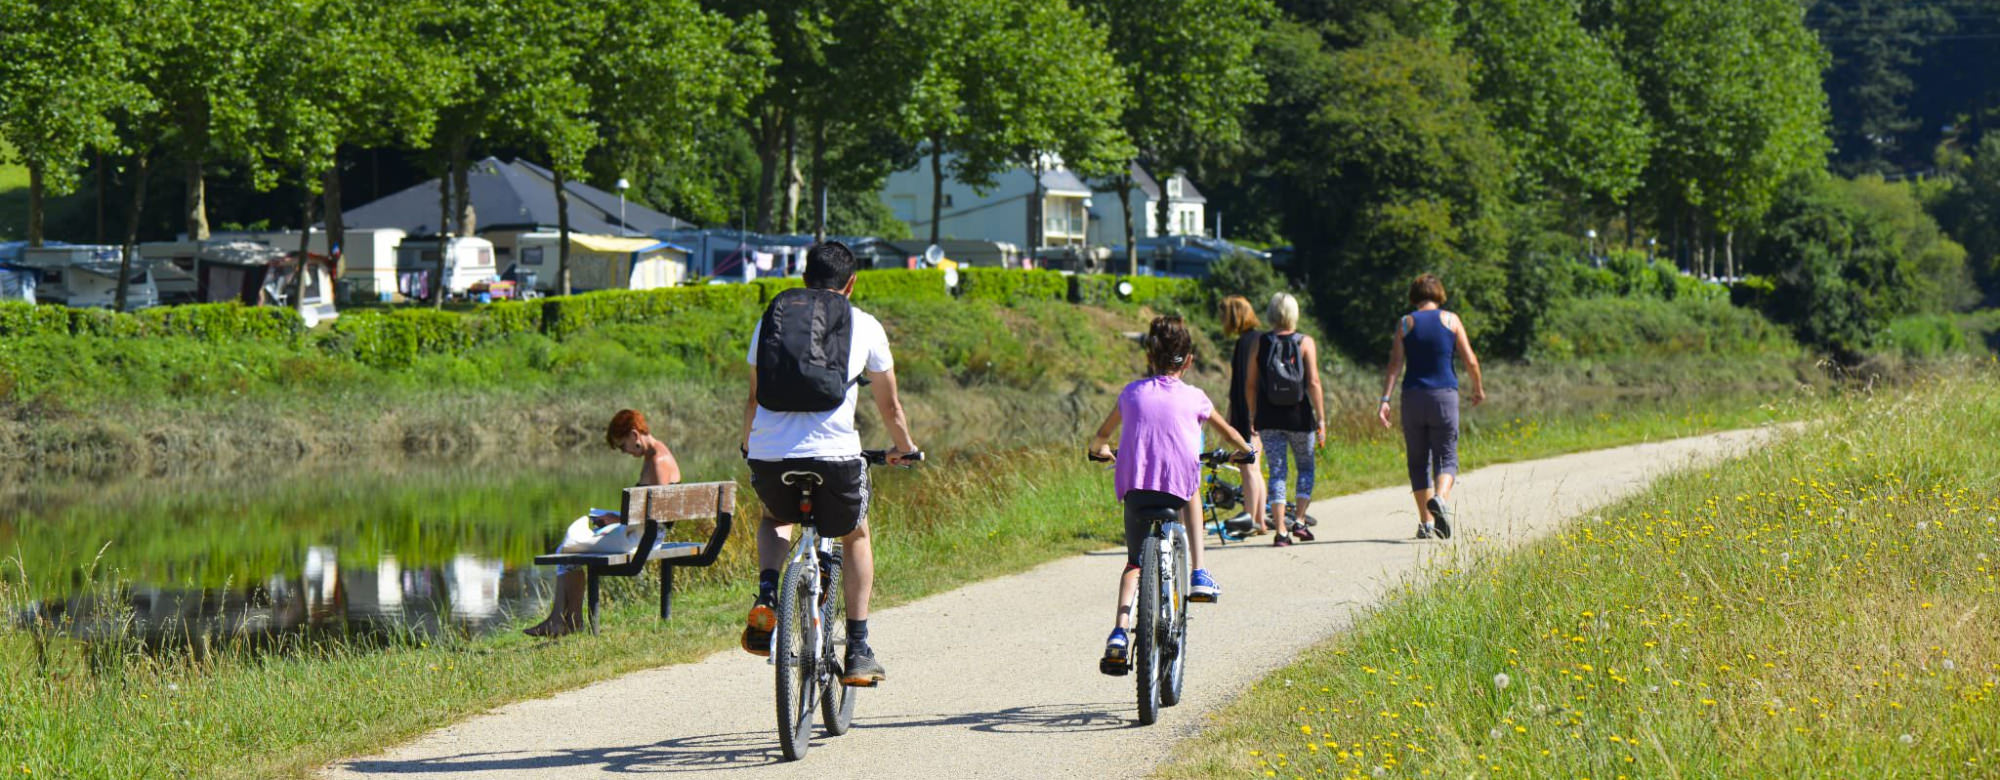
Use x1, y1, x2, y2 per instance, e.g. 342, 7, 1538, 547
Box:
746, 305, 894, 460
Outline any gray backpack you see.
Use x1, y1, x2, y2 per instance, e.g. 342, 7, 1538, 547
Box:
1261, 332, 1306, 406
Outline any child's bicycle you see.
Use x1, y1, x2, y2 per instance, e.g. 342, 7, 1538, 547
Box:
768, 449, 922, 761
1092, 448, 1253, 725
1199, 452, 1258, 544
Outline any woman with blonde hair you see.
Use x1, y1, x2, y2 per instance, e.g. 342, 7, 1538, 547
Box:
1245, 291, 1325, 547
1219, 296, 1271, 535
1378, 274, 1485, 539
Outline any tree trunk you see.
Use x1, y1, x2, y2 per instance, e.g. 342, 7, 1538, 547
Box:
434, 154, 451, 309
753, 109, 781, 234
811, 118, 827, 242
452, 140, 474, 236
296, 180, 317, 313
185, 158, 208, 241
781, 115, 800, 234
322, 164, 345, 278
26, 162, 44, 248
1724, 229, 1736, 280
116, 153, 151, 311
928, 137, 944, 247
1623, 201, 1635, 249
1154, 171, 1172, 238
94, 150, 106, 246
555, 164, 573, 296
1118, 177, 1136, 276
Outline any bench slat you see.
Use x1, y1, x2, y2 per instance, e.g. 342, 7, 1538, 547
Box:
533, 552, 634, 567
625, 481, 736, 524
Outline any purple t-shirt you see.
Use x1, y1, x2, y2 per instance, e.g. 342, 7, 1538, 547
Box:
1114, 375, 1213, 501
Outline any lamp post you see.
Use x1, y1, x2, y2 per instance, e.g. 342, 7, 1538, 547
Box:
1585, 228, 1599, 267
616, 178, 630, 236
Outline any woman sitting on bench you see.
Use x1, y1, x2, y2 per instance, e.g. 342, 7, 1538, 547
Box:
525, 409, 682, 637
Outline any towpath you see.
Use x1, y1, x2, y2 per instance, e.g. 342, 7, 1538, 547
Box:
330, 427, 1777, 779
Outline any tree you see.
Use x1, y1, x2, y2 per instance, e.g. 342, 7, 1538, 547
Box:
1931, 135, 2000, 304
0, 0, 145, 248
1807, 0, 1955, 174
1457, 0, 1651, 218
1604, 0, 1831, 279
1081, 0, 1274, 274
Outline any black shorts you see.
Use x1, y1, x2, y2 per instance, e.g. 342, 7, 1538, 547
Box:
1123, 489, 1188, 568
748, 458, 871, 539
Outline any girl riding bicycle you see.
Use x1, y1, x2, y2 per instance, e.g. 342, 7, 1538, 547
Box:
1087, 315, 1255, 675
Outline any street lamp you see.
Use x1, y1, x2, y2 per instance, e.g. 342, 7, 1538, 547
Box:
616, 178, 631, 236
1584, 228, 1599, 267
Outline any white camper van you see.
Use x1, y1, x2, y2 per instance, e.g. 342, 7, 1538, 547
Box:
18, 245, 159, 310
396, 237, 498, 299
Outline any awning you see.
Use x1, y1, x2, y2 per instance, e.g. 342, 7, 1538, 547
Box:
568, 234, 689, 255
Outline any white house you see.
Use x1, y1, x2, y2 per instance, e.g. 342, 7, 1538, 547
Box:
1092, 163, 1207, 244
880, 154, 1095, 250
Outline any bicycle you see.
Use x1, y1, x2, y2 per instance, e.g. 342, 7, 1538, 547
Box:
770, 449, 921, 762
1199, 451, 1258, 544
1090, 448, 1252, 725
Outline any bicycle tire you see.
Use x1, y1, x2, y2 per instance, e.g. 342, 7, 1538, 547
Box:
774, 544, 817, 761
1162, 526, 1190, 707
1135, 533, 1163, 726
820, 543, 857, 736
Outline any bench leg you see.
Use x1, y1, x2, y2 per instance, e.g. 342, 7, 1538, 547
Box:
586, 570, 601, 635
659, 564, 675, 621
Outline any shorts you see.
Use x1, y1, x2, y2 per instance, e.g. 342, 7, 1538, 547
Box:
1122, 489, 1188, 568
748, 457, 871, 539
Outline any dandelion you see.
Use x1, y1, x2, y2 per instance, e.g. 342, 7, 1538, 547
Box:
1899, 734, 1915, 745
1372, 766, 1387, 778
1494, 673, 1511, 690
1490, 727, 1504, 740
1917, 522, 1930, 531
1943, 659, 1957, 672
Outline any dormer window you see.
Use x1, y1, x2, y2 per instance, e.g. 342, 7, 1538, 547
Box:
1167, 177, 1182, 199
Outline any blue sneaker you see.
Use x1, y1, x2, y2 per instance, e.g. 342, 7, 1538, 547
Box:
1189, 569, 1220, 603
1099, 628, 1131, 676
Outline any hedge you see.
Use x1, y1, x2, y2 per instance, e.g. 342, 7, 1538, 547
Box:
851, 269, 950, 304
958, 268, 1068, 305
752, 277, 805, 302
136, 304, 305, 344
540, 284, 762, 339
0, 302, 75, 337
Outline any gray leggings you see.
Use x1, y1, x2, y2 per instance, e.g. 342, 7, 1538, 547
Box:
1401, 388, 1460, 491
1260, 429, 1316, 508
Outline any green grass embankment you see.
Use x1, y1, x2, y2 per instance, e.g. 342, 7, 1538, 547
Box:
1162, 369, 2000, 779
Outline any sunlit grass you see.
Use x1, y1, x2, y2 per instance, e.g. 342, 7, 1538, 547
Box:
1162, 369, 2000, 778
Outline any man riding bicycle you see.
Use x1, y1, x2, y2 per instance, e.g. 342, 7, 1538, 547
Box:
741, 241, 919, 687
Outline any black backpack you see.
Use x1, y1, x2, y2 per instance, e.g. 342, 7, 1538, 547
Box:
1261, 332, 1306, 406
755, 288, 858, 412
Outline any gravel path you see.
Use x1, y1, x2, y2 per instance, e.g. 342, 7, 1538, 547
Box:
329, 428, 1776, 779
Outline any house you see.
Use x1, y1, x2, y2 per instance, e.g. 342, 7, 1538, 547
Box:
342, 157, 693, 272
880, 154, 1094, 251
1092, 163, 1208, 245
512, 232, 689, 293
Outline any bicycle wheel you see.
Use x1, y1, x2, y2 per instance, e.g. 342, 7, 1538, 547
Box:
820, 543, 857, 736
1162, 526, 1190, 707
1134, 533, 1163, 726
774, 548, 818, 761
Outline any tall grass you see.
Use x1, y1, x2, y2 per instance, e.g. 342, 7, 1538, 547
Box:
1162, 368, 2000, 778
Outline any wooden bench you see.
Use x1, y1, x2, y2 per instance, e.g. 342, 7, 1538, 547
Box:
532, 481, 736, 633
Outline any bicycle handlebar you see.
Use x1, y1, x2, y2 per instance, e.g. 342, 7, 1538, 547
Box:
862, 449, 925, 465
1087, 448, 1255, 465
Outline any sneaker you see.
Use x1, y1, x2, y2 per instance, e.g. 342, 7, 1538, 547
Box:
741, 594, 776, 657
1289, 521, 1315, 542
1189, 569, 1220, 603
1428, 497, 1454, 539
1416, 523, 1435, 540
1273, 534, 1293, 548
1099, 628, 1131, 676
842, 642, 887, 686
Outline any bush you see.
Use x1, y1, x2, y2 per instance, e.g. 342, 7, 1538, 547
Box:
1880, 314, 1970, 358
66, 308, 147, 338
0, 302, 75, 337
752, 277, 804, 302
958, 269, 1068, 306
1529, 296, 1799, 361
132, 303, 304, 344
1117, 275, 1201, 308
1202, 255, 1289, 307
324, 309, 479, 369
850, 269, 949, 305
540, 284, 761, 339
1068, 274, 1115, 305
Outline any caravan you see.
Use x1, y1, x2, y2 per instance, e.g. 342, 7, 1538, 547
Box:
511, 232, 689, 294
17, 245, 159, 310
396, 237, 498, 299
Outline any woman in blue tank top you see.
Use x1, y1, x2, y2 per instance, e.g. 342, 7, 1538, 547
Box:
1377, 274, 1486, 539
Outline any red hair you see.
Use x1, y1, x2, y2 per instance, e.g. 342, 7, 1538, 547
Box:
606, 409, 649, 448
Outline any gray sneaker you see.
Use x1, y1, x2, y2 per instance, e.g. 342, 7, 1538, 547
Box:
842, 642, 886, 687
1427, 497, 1454, 539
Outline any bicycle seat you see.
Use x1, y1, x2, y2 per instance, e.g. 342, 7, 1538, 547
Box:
780, 470, 825, 488
1131, 505, 1180, 524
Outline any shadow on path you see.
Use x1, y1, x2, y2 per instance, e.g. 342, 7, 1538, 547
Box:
338, 702, 1135, 776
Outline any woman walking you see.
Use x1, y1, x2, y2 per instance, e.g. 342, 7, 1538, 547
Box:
1245, 292, 1325, 547
1378, 274, 1485, 539
1219, 296, 1271, 535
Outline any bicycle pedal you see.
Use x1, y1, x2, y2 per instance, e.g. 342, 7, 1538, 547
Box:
840, 676, 881, 688
1098, 658, 1130, 676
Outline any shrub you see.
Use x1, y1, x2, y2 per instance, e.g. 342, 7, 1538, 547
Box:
324, 309, 478, 369
752, 277, 804, 302
66, 308, 147, 338
134, 303, 305, 345
1529, 296, 1799, 361
0, 302, 75, 337
1880, 314, 1970, 358
1118, 275, 1201, 308
958, 269, 1068, 306
540, 284, 761, 339
850, 269, 950, 305
1068, 274, 1115, 305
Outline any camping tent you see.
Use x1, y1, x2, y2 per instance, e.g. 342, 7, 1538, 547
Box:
514, 232, 689, 293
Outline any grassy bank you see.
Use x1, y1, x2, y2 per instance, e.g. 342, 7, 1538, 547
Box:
0, 369, 1832, 777
1162, 367, 2000, 779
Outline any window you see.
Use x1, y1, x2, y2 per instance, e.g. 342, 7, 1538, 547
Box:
522, 246, 544, 266
943, 194, 955, 208
1167, 177, 1182, 199
892, 194, 919, 225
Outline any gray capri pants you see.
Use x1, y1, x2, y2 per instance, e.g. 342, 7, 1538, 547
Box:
1401, 388, 1460, 491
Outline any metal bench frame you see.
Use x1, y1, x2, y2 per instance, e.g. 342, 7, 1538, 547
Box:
532, 481, 735, 633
